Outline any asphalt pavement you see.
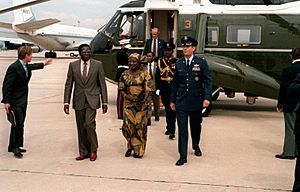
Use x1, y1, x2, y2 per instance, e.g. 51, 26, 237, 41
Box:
0, 52, 295, 192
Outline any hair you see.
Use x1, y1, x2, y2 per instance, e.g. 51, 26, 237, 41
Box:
18, 45, 32, 60
78, 44, 91, 54
147, 52, 154, 57
291, 48, 300, 60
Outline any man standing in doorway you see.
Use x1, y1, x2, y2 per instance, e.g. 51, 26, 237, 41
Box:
64, 44, 108, 161
2, 45, 52, 158
170, 36, 212, 166
143, 27, 165, 61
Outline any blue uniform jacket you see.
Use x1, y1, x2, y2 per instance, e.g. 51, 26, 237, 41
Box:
170, 56, 212, 111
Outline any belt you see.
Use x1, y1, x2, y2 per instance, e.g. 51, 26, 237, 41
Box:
161, 77, 173, 82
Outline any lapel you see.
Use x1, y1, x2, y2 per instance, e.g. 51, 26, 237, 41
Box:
75, 60, 85, 84
16, 60, 29, 82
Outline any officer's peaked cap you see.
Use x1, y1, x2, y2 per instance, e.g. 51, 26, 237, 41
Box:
162, 42, 175, 50
181, 36, 198, 46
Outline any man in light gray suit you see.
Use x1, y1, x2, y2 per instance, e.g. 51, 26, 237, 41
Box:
64, 44, 108, 161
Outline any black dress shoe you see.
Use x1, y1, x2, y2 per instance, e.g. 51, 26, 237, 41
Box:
147, 119, 151, 126
194, 148, 202, 156
176, 157, 187, 166
125, 149, 132, 157
12, 148, 23, 158
155, 116, 159, 121
165, 131, 170, 135
275, 154, 295, 160
169, 134, 175, 140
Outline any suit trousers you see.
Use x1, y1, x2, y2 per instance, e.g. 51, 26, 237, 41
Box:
282, 112, 297, 156
75, 107, 98, 155
293, 112, 300, 191
177, 110, 202, 158
161, 93, 176, 134
147, 92, 160, 119
8, 106, 26, 150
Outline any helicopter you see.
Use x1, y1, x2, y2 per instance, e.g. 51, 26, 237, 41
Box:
90, 0, 300, 116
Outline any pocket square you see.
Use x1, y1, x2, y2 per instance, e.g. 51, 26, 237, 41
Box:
7, 110, 16, 127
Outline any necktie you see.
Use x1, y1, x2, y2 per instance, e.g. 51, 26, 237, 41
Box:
149, 63, 153, 79
186, 59, 190, 69
83, 62, 87, 79
153, 39, 157, 57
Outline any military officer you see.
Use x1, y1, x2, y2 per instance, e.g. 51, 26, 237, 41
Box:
170, 36, 213, 166
156, 42, 177, 139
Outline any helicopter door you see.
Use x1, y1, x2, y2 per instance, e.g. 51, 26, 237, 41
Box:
146, 10, 178, 55
146, 10, 178, 43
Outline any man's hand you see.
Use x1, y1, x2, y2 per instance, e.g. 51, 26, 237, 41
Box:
4, 103, 10, 113
102, 105, 108, 114
170, 102, 176, 111
155, 90, 160, 95
203, 100, 210, 108
64, 104, 70, 114
43, 58, 52, 66
276, 107, 283, 112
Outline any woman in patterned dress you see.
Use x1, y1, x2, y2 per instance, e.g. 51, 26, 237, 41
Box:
118, 53, 153, 158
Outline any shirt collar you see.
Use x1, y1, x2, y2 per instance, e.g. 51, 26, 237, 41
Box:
19, 59, 26, 66
81, 59, 90, 65
184, 55, 194, 63
292, 59, 300, 64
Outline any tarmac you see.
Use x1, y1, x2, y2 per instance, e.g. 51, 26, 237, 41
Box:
0, 51, 295, 192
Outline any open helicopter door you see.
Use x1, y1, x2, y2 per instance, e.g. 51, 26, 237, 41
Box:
145, 10, 179, 57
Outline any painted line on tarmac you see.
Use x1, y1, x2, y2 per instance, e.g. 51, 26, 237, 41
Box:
0, 169, 290, 192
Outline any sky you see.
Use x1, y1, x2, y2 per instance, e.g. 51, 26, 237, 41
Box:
0, 0, 130, 30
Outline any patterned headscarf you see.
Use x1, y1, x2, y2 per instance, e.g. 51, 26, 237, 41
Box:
129, 53, 140, 62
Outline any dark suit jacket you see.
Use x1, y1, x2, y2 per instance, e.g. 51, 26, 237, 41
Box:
64, 58, 108, 110
277, 61, 300, 112
143, 38, 165, 59
1, 60, 44, 107
171, 56, 213, 111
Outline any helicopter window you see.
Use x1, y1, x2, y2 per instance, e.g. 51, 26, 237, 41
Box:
206, 27, 219, 46
120, 13, 135, 38
102, 11, 123, 38
115, 12, 145, 47
227, 25, 261, 44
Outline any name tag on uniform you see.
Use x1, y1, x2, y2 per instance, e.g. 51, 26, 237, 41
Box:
192, 64, 200, 72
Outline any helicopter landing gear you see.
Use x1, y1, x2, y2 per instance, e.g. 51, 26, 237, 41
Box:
45, 51, 57, 58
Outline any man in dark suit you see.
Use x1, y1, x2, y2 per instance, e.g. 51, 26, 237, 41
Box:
170, 36, 212, 166
286, 73, 300, 191
64, 44, 108, 162
115, 39, 129, 120
276, 48, 300, 160
143, 27, 165, 61
1, 45, 52, 158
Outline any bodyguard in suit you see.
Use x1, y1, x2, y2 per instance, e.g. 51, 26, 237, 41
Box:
64, 44, 108, 161
143, 27, 165, 61
1, 45, 52, 158
170, 36, 212, 166
156, 42, 177, 139
276, 48, 300, 160
146, 51, 160, 125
